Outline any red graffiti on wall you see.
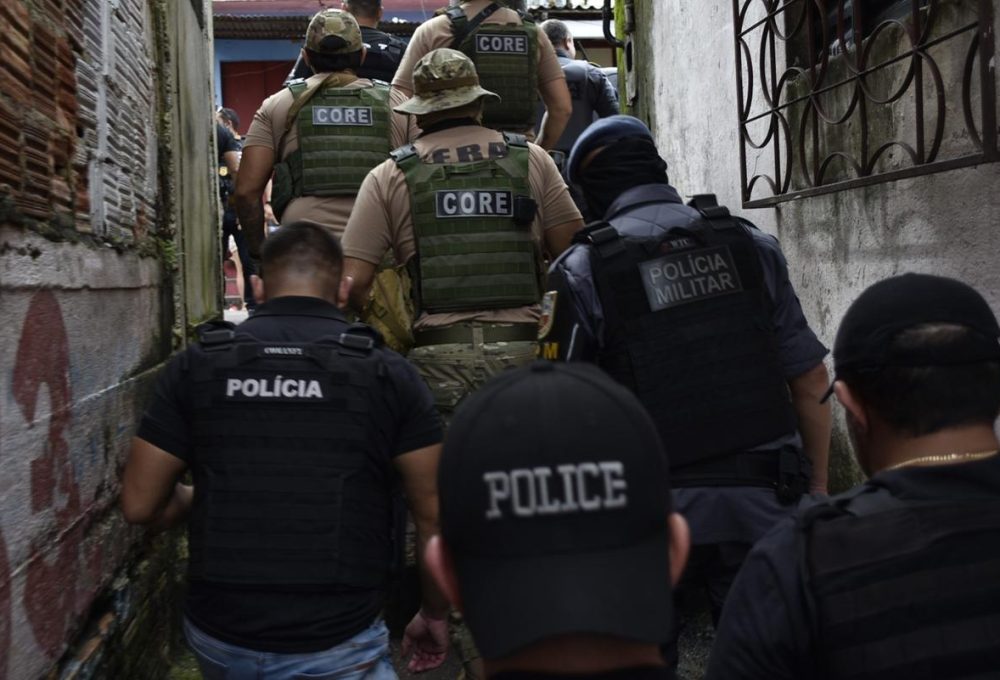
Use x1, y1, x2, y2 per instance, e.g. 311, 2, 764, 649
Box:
9, 290, 83, 660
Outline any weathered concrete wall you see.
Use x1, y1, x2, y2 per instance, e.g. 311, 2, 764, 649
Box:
628, 0, 1000, 491
0, 1, 218, 677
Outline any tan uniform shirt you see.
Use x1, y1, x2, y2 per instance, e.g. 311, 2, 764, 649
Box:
342, 124, 581, 330
243, 73, 412, 236
392, 1, 565, 139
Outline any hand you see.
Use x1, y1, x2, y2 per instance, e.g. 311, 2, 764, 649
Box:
263, 202, 276, 225
401, 609, 448, 673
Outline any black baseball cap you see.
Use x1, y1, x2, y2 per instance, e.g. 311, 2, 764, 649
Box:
821, 273, 1000, 401
439, 361, 674, 659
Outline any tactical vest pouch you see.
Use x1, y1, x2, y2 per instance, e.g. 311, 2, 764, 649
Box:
804, 494, 1000, 680
394, 136, 542, 314
186, 330, 396, 590
451, 8, 539, 130
288, 81, 392, 198
591, 209, 799, 469
361, 251, 415, 355
269, 158, 300, 222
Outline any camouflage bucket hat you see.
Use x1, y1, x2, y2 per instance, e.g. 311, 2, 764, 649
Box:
394, 48, 501, 116
305, 9, 363, 55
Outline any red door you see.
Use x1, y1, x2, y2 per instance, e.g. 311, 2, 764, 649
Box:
221, 60, 296, 137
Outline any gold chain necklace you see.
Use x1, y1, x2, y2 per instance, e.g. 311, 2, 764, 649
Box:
885, 449, 999, 472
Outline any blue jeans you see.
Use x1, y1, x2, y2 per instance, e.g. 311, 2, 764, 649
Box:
183, 617, 396, 680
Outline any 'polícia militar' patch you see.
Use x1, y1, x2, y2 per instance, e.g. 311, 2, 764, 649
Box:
639, 245, 743, 312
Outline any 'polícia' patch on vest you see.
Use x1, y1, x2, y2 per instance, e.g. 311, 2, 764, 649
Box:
222, 371, 330, 401
638, 245, 743, 312
475, 33, 528, 54
435, 190, 513, 218
311, 106, 374, 126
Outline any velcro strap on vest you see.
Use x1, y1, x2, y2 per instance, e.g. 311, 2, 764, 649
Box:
688, 193, 734, 222
413, 323, 537, 347
449, 2, 502, 49
502, 131, 528, 147
390, 144, 418, 164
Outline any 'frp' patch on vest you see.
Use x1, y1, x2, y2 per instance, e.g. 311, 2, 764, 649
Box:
311, 106, 374, 126
639, 245, 743, 312
475, 33, 529, 54
435, 190, 513, 218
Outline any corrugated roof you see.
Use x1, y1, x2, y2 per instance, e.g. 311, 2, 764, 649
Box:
212, 0, 606, 39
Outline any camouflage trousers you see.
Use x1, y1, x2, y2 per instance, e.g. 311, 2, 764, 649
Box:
409, 330, 536, 677
408, 335, 537, 427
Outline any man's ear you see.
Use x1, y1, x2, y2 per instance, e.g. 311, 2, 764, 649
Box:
834, 381, 868, 433
425, 535, 463, 610
668, 512, 690, 587
337, 275, 353, 310
251, 274, 267, 305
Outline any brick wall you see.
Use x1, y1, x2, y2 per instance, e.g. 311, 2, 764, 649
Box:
0, 1, 218, 678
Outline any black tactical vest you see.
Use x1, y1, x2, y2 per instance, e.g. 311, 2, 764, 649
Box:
802, 484, 1000, 679
358, 28, 406, 83
586, 196, 797, 471
185, 323, 396, 589
553, 59, 594, 153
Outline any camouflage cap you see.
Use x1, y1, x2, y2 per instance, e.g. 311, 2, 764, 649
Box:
394, 48, 500, 116
305, 9, 363, 55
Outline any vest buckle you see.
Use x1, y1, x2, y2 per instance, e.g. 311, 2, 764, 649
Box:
338, 331, 375, 353
588, 225, 625, 259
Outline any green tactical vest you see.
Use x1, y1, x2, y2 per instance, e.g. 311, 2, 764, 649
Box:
393, 133, 542, 314
449, 7, 540, 130
284, 77, 391, 199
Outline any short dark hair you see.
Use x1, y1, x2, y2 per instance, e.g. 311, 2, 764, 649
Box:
841, 324, 1000, 436
217, 107, 240, 130
541, 19, 571, 47
305, 48, 363, 74
259, 220, 343, 282
345, 0, 381, 19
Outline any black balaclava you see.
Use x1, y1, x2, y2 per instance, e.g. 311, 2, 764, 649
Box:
576, 136, 669, 221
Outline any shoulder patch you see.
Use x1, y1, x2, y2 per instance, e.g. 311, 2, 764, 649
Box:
537, 290, 558, 340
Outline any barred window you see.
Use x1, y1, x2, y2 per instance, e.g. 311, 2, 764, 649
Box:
733, 0, 997, 207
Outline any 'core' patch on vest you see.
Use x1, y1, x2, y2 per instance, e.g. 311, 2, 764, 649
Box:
221, 371, 332, 402
639, 245, 743, 312
435, 190, 514, 218
311, 106, 374, 126
475, 34, 528, 54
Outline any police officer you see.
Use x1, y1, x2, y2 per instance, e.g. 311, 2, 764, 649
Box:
344, 0, 408, 82
285, 1, 407, 84
235, 9, 410, 258
540, 116, 831, 655
392, 0, 571, 149
707, 273, 1000, 679
536, 19, 618, 163
121, 221, 449, 677
216, 109, 257, 312
342, 48, 583, 423
428, 361, 690, 679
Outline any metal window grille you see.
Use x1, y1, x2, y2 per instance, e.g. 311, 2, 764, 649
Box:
733, 0, 997, 208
